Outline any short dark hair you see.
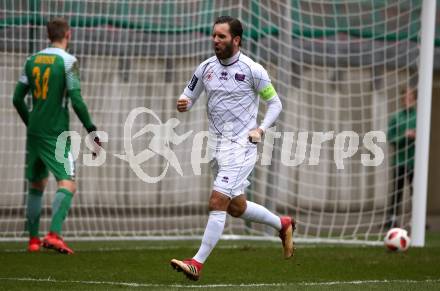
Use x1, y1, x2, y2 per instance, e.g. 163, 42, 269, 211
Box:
47, 18, 70, 42
213, 16, 243, 46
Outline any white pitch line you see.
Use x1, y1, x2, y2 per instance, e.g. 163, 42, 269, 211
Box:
0, 277, 439, 288
0, 244, 322, 253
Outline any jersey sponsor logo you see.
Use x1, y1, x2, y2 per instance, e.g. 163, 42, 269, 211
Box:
235, 73, 245, 81
220, 71, 228, 80
35, 55, 56, 64
188, 75, 199, 91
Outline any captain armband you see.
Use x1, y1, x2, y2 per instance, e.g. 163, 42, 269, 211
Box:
258, 84, 277, 101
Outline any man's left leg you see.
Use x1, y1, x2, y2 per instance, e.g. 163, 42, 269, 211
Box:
228, 195, 281, 229
25, 137, 50, 252
228, 195, 296, 258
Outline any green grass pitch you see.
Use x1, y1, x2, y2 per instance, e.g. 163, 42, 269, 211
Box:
0, 234, 439, 290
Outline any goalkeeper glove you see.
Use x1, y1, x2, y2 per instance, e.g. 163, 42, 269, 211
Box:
92, 136, 102, 158
87, 126, 102, 157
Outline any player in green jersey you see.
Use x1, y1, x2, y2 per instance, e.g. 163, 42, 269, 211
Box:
386, 87, 417, 228
12, 18, 101, 254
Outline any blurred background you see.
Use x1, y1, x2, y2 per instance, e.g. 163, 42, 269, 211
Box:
0, 0, 439, 242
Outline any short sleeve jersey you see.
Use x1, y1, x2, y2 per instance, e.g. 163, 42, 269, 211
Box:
19, 47, 80, 138
183, 52, 276, 143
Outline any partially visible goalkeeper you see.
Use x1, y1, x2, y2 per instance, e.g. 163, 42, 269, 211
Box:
12, 17, 101, 254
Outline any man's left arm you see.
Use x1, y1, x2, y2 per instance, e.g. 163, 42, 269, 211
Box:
12, 82, 30, 126
258, 89, 282, 132
249, 65, 282, 143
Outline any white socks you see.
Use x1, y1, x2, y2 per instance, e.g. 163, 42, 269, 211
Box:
193, 210, 226, 264
192, 203, 280, 264
240, 201, 281, 231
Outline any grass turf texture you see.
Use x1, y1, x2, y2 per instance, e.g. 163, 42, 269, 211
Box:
0, 233, 439, 290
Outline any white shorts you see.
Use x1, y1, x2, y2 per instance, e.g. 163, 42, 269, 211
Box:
209, 143, 257, 198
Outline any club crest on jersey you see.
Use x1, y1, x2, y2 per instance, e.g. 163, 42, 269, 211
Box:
235, 73, 245, 81
205, 70, 213, 81
188, 75, 198, 91
219, 71, 228, 80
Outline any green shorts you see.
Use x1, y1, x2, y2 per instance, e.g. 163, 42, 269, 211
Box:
26, 135, 75, 182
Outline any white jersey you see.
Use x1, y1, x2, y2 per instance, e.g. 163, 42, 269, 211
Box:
183, 51, 278, 148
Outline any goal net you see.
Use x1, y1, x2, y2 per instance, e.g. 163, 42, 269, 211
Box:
0, 0, 430, 244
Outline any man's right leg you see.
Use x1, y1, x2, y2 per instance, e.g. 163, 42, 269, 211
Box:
42, 180, 76, 255
25, 138, 49, 252
171, 190, 229, 281
193, 190, 228, 263
49, 180, 76, 235
26, 179, 48, 252
39, 136, 76, 254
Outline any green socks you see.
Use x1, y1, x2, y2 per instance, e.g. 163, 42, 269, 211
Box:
49, 188, 73, 234
26, 187, 74, 236
26, 188, 43, 237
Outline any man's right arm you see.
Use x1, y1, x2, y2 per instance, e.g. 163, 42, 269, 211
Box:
177, 63, 206, 112
66, 59, 96, 133
66, 58, 101, 155
177, 96, 192, 112
12, 62, 30, 125
69, 89, 96, 133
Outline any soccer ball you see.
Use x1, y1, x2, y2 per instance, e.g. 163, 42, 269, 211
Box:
384, 228, 410, 252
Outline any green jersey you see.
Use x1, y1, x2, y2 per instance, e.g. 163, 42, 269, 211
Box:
14, 47, 94, 138
387, 107, 416, 170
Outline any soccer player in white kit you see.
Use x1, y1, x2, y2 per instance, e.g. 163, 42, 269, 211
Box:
170, 16, 295, 281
